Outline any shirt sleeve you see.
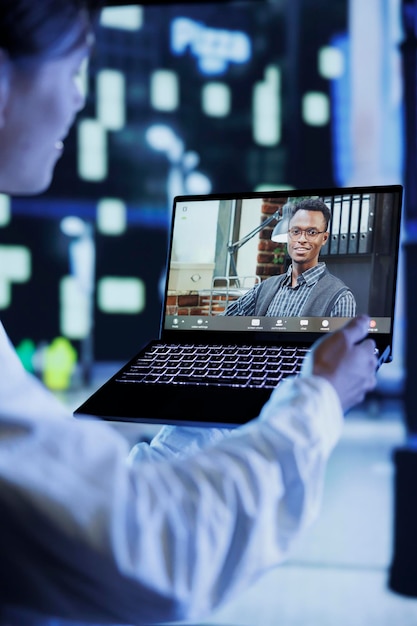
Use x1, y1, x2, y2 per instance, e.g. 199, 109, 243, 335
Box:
220, 284, 258, 316
0, 363, 343, 625
128, 424, 234, 464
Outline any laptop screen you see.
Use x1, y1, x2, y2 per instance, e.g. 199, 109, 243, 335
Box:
163, 185, 402, 342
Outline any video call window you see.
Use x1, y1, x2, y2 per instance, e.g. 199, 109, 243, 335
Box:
165, 190, 399, 335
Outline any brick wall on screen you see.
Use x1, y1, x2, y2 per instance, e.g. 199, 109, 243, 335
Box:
257, 198, 287, 279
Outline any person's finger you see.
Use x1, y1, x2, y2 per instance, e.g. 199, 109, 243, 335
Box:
357, 338, 378, 366
342, 314, 370, 346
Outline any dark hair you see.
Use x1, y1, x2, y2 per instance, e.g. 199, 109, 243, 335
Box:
0, 0, 103, 63
289, 198, 331, 230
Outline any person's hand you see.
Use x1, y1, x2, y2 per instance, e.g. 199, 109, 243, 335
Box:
302, 315, 378, 413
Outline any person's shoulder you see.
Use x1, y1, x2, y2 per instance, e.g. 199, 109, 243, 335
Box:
261, 272, 288, 287
321, 265, 349, 288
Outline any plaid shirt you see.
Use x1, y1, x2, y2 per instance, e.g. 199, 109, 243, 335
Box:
223, 262, 357, 317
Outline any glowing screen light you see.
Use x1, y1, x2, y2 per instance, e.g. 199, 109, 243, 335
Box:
0, 245, 31, 309
302, 92, 330, 126
0, 195, 10, 227
0, 281, 9, 309
0, 246, 31, 281
97, 198, 127, 235
171, 17, 251, 75
77, 119, 108, 181
255, 184, 295, 192
43, 337, 77, 391
185, 171, 212, 195
145, 124, 184, 162
202, 82, 231, 117
318, 46, 345, 79
253, 66, 281, 146
60, 216, 87, 238
60, 276, 92, 339
151, 70, 179, 111
100, 6, 143, 31
98, 277, 145, 314
97, 70, 126, 131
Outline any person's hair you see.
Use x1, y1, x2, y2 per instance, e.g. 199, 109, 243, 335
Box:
0, 0, 103, 65
288, 198, 331, 230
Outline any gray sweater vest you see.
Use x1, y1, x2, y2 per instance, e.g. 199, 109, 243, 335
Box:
254, 269, 351, 317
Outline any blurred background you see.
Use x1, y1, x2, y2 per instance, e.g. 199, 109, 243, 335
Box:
2, 1, 416, 623
0, 0, 404, 376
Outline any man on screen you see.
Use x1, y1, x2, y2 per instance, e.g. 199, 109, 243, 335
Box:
223, 198, 357, 318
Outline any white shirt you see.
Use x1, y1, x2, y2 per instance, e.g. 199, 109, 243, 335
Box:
0, 321, 343, 625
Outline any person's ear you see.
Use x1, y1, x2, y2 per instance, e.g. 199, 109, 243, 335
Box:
321, 231, 329, 246
0, 49, 11, 128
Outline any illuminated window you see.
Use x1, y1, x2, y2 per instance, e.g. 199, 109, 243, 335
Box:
60, 216, 88, 238
0, 195, 10, 227
150, 70, 179, 111
97, 70, 126, 131
0, 246, 31, 309
0, 282, 10, 309
60, 276, 92, 339
77, 119, 108, 181
318, 46, 345, 79
98, 277, 145, 314
100, 6, 143, 31
97, 198, 127, 235
302, 92, 330, 126
253, 66, 281, 146
202, 82, 231, 117
0, 246, 31, 282
255, 184, 295, 192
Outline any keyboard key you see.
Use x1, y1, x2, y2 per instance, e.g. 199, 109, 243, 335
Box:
117, 343, 310, 389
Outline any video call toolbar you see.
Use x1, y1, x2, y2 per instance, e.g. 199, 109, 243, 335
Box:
165, 315, 391, 334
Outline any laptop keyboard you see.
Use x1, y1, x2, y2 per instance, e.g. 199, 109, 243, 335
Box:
115, 343, 310, 389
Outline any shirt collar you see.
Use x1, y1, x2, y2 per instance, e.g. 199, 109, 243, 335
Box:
286, 262, 327, 286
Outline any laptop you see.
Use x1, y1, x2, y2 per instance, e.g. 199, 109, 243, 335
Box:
75, 184, 403, 427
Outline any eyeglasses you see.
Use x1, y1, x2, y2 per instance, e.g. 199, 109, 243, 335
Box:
288, 227, 327, 241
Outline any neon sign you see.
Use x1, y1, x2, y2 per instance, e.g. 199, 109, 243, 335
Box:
171, 17, 251, 75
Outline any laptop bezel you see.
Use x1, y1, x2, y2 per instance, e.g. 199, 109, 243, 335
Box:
160, 184, 403, 361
